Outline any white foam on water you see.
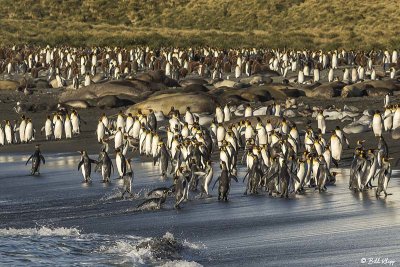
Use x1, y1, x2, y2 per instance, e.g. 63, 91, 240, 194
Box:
183, 239, 206, 250
100, 239, 154, 265
158, 260, 203, 267
0, 226, 81, 237
0, 227, 203, 266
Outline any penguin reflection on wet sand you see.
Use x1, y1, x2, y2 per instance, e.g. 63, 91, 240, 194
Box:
26, 144, 45, 175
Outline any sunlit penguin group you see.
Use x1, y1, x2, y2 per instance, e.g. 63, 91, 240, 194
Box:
0, 116, 35, 145
24, 92, 396, 211
0, 107, 84, 145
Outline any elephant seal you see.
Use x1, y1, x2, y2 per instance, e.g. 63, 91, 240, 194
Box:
179, 78, 208, 87
96, 96, 135, 109
126, 92, 218, 115
59, 79, 163, 103
240, 75, 273, 85
366, 87, 393, 97
306, 82, 344, 98
63, 100, 91, 109
213, 79, 244, 89
341, 84, 365, 98
91, 73, 108, 83
343, 122, 370, 134
0, 80, 19, 90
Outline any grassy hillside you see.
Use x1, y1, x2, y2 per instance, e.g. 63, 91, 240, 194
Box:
0, 0, 399, 49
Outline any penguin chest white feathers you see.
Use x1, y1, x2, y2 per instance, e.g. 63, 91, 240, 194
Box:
383, 109, 393, 131
25, 122, 34, 142
216, 108, 224, 123
217, 126, 226, 145
317, 114, 326, 134
19, 121, 26, 142
372, 114, 383, 136
116, 155, 123, 177
54, 120, 63, 139
145, 133, 153, 155
71, 116, 79, 134
65, 118, 72, 138
0, 128, 4, 145
45, 119, 53, 137
244, 107, 253, 117
97, 122, 105, 142
330, 136, 342, 161
115, 131, 123, 149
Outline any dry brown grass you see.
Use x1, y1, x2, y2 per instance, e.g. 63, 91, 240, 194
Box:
0, 0, 399, 48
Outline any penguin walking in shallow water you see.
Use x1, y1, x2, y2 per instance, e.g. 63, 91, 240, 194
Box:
78, 150, 97, 183
195, 160, 213, 198
155, 141, 171, 179
174, 166, 190, 209
376, 157, 392, 197
95, 148, 113, 183
213, 161, 238, 201
122, 157, 134, 198
26, 145, 45, 175
115, 148, 127, 179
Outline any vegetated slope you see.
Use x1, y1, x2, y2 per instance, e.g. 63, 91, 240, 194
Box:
0, 0, 399, 48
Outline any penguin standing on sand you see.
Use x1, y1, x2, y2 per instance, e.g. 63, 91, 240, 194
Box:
78, 150, 97, 183
26, 145, 45, 175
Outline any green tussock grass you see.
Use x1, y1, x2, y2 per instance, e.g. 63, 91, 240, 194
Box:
0, 0, 399, 49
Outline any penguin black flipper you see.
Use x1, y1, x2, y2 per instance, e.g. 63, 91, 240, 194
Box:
40, 155, 45, 164
25, 154, 33, 165
242, 171, 249, 183
264, 172, 278, 185
230, 175, 239, 183
212, 177, 220, 191
289, 171, 300, 183
332, 158, 339, 168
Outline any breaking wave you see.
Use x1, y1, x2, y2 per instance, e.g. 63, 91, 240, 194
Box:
0, 226, 204, 266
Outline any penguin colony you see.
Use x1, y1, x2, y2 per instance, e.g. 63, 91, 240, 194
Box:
1, 46, 400, 90
23, 93, 395, 210
1, 45, 398, 210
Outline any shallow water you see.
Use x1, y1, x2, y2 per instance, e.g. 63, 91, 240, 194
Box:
0, 154, 399, 266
